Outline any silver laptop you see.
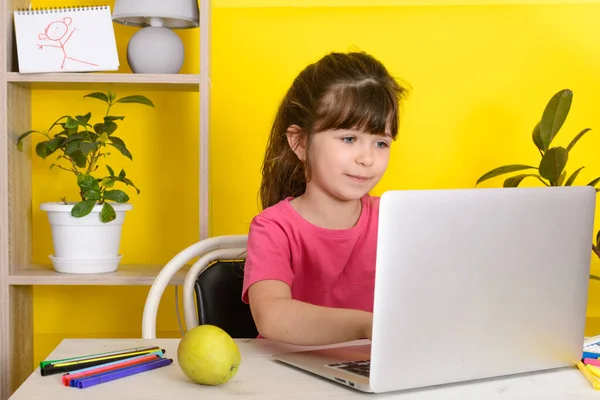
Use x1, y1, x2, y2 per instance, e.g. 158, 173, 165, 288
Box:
273, 186, 596, 393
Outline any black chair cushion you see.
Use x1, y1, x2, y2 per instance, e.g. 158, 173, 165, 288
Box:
194, 259, 259, 338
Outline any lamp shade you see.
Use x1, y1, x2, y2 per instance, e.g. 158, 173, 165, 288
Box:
112, 0, 199, 29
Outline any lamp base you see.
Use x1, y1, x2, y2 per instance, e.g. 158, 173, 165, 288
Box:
127, 26, 184, 74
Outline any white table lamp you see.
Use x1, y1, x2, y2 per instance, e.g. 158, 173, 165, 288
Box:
112, 0, 199, 74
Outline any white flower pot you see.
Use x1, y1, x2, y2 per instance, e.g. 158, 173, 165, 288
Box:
40, 202, 132, 274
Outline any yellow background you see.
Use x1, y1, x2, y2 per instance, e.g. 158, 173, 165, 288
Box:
29, 1, 600, 364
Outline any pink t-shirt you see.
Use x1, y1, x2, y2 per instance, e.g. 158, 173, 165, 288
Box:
241, 194, 379, 312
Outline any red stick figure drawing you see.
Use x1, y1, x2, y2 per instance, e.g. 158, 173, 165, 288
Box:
37, 17, 98, 69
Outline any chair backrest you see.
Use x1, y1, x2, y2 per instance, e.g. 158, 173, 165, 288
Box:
194, 259, 258, 338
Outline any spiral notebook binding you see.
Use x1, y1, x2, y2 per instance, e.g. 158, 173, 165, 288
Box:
15, 5, 109, 15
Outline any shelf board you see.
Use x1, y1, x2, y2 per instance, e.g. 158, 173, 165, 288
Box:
8, 264, 189, 286
214, 0, 600, 7
5, 72, 200, 92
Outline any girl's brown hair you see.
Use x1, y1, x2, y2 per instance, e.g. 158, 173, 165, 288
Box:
259, 51, 408, 209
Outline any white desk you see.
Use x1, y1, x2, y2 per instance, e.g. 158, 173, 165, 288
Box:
8, 338, 600, 399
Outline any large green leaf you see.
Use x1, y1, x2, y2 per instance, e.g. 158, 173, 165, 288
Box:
83, 92, 109, 103
109, 142, 132, 160
539, 147, 568, 185
70, 151, 87, 168
476, 164, 537, 186
77, 174, 99, 193
104, 189, 129, 203
564, 167, 584, 186
532, 121, 544, 153
503, 174, 544, 187
539, 89, 572, 151
557, 170, 567, 186
566, 128, 592, 152
16, 130, 43, 151
64, 117, 79, 129
80, 141, 100, 156
75, 112, 92, 127
587, 177, 600, 187
100, 202, 116, 223
35, 137, 64, 159
71, 199, 96, 218
83, 189, 101, 201
115, 95, 155, 107
104, 121, 118, 135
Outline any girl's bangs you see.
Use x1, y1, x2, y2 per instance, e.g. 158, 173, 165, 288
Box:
313, 82, 398, 136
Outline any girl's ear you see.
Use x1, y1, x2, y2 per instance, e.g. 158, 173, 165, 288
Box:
286, 124, 306, 162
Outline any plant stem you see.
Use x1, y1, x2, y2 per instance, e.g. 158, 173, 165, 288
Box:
593, 244, 600, 259
54, 164, 76, 174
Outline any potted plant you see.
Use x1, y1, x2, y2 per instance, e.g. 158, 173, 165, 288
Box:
475, 88, 600, 280
16, 90, 154, 274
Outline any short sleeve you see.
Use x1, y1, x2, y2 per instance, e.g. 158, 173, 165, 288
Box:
241, 214, 294, 304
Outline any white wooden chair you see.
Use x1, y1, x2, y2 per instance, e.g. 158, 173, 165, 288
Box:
141, 234, 251, 339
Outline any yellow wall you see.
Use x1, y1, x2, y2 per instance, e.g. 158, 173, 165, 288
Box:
30, 1, 600, 363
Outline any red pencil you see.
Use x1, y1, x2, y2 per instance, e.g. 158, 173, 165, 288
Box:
62, 354, 160, 386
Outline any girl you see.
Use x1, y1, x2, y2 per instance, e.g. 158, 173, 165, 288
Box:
242, 51, 408, 346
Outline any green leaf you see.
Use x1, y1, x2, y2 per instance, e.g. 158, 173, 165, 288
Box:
83, 189, 101, 201
476, 164, 537, 185
64, 117, 79, 129
101, 202, 116, 222
587, 177, 600, 187
115, 95, 154, 107
503, 174, 542, 188
70, 151, 87, 168
35, 137, 64, 159
104, 116, 125, 122
75, 112, 92, 127
64, 140, 81, 155
566, 128, 592, 152
62, 133, 85, 145
77, 174, 99, 193
532, 122, 544, 153
16, 130, 43, 151
120, 177, 140, 194
564, 167, 584, 186
118, 169, 126, 179
93, 123, 105, 135
104, 121, 118, 135
104, 189, 129, 203
539, 89, 572, 151
84, 92, 110, 103
108, 91, 116, 103
53, 130, 68, 138
80, 141, 100, 156
71, 199, 96, 218
101, 177, 115, 188
106, 165, 115, 177
557, 170, 567, 186
109, 142, 132, 160
539, 147, 568, 185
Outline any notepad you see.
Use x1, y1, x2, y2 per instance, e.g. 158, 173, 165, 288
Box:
13, 5, 119, 73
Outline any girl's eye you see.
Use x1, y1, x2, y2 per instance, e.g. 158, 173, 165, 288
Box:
341, 136, 356, 143
376, 141, 389, 148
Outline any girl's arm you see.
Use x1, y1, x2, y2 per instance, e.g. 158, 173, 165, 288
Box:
248, 280, 372, 346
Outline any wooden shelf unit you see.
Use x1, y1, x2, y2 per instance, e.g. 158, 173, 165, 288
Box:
0, 0, 211, 399
8, 264, 190, 286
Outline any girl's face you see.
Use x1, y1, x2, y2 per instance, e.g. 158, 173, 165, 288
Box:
306, 127, 392, 202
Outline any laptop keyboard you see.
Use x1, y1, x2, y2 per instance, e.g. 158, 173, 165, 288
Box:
326, 360, 370, 377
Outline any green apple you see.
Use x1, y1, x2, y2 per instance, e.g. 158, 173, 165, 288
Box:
177, 325, 241, 385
